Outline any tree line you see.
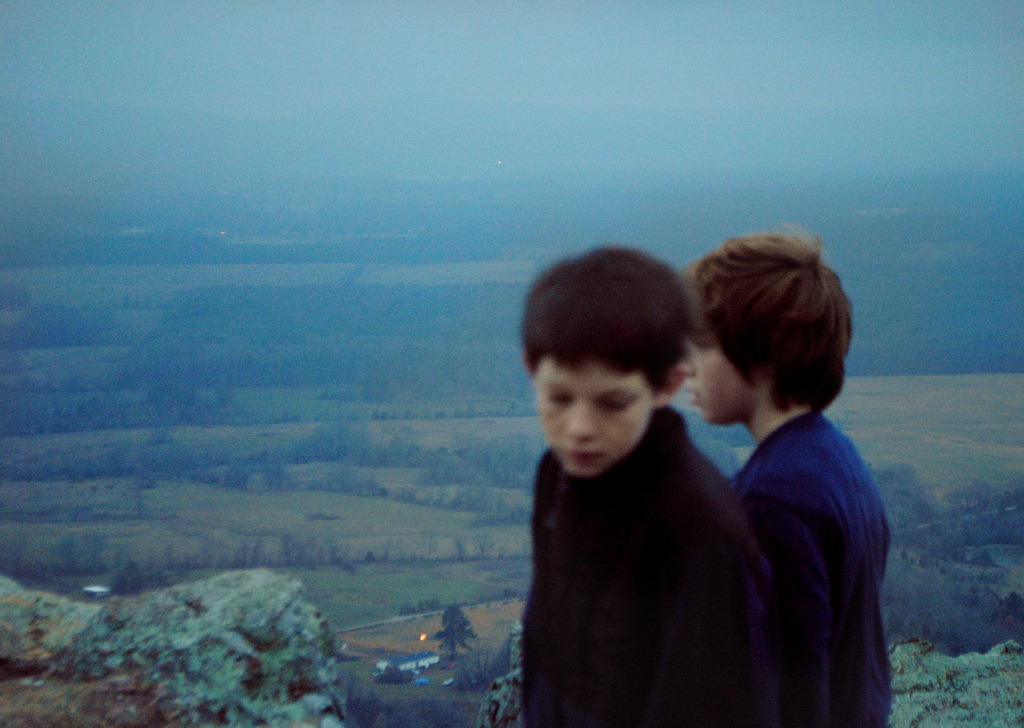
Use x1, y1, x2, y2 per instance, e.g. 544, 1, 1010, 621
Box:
877, 464, 1024, 655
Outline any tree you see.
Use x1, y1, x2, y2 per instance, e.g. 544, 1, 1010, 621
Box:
111, 560, 146, 595
434, 604, 477, 660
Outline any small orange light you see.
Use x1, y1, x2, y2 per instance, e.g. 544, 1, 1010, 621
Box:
420, 634, 427, 641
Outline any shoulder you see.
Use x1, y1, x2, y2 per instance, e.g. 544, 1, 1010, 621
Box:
653, 417, 756, 556
656, 425, 730, 522
738, 414, 864, 512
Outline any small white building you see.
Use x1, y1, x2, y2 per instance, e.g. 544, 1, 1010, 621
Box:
376, 651, 441, 673
82, 585, 110, 599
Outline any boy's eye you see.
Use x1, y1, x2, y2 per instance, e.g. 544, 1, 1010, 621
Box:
596, 395, 633, 413
548, 392, 572, 406
687, 336, 716, 353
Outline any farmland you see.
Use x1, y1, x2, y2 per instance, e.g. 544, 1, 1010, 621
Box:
826, 373, 1024, 491
1, 247, 1023, 666
2, 372, 1022, 626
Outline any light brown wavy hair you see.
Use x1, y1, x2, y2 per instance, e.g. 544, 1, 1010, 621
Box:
684, 231, 852, 411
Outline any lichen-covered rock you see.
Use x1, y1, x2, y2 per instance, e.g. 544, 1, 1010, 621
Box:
476, 622, 522, 728
888, 638, 1024, 727
0, 577, 100, 678
0, 671, 175, 728
0, 575, 23, 599
50, 569, 345, 727
478, 628, 1024, 728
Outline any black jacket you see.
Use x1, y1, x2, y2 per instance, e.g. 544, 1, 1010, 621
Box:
522, 407, 780, 728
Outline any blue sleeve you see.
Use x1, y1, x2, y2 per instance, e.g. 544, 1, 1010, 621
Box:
745, 494, 835, 728
638, 544, 780, 728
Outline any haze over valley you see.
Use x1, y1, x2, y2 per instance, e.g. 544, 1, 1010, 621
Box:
2, 3, 1023, 726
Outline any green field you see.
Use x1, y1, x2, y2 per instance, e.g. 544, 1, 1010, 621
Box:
295, 561, 529, 629
0, 480, 529, 579
378, 372, 1024, 493
5, 374, 1019, 494
2, 252, 1022, 635
2, 372, 1020, 633
825, 373, 1024, 492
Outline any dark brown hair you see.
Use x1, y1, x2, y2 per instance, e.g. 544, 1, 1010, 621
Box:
522, 246, 692, 390
686, 231, 852, 411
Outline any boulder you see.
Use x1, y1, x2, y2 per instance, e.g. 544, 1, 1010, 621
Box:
889, 638, 1024, 727
477, 628, 1024, 728
475, 622, 522, 728
9, 569, 348, 727
0, 576, 100, 678
0, 575, 22, 599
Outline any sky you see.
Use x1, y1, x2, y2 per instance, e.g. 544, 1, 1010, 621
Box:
1, 0, 1023, 195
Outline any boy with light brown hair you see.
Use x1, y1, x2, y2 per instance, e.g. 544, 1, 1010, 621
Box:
683, 231, 891, 728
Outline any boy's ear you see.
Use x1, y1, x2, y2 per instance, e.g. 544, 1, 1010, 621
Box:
653, 363, 686, 407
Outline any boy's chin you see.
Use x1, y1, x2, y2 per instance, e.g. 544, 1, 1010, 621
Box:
557, 453, 615, 479
694, 408, 730, 427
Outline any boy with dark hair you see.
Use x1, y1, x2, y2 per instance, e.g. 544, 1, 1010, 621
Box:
520, 246, 779, 728
683, 231, 891, 728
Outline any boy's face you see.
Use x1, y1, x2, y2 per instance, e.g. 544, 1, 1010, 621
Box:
681, 342, 761, 428
529, 357, 679, 479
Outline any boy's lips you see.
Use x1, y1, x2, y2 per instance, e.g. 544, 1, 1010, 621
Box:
565, 449, 604, 467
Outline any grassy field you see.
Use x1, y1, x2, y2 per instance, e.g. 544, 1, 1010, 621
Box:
5, 374, 1020, 494
0, 483, 530, 575
340, 599, 525, 653
367, 373, 1024, 492
1, 372, 1021, 633
272, 561, 530, 630
823, 373, 1024, 493
368, 415, 541, 448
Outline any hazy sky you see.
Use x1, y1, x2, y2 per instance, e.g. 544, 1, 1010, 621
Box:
2, 1, 1022, 192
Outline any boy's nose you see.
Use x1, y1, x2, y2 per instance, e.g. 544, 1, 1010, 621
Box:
565, 404, 597, 439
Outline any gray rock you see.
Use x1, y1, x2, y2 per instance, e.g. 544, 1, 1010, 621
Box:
888, 638, 1024, 727
302, 691, 336, 714
0, 582, 100, 677
477, 626, 1024, 728
0, 574, 22, 598
476, 622, 523, 728
48, 568, 345, 727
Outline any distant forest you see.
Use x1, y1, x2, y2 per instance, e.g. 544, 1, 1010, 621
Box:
0, 280, 529, 436
3, 171, 1021, 379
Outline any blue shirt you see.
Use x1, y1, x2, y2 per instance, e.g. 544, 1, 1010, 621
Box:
734, 412, 891, 728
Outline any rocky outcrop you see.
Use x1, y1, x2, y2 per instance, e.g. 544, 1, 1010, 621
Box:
0, 578, 100, 679
475, 623, 522, 728
0, 575, 23, 598
0, 570, 346, 727
889, 638, 1024, 727
476, 627, 1024, 728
